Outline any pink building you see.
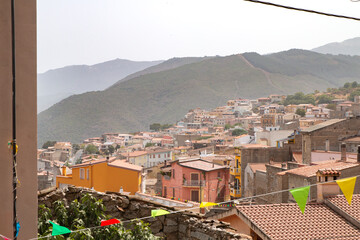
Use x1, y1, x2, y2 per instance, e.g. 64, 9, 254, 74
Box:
162, 158, 230, 203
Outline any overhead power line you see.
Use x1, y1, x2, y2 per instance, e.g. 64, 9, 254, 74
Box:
244, 0, 360, 21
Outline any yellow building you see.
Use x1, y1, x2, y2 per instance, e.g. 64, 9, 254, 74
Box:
57, 157, 142, 194
230, 148, 241, 198
120, 151, 148, 167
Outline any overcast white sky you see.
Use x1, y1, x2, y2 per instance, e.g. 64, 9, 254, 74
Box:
37, 0, 360, 73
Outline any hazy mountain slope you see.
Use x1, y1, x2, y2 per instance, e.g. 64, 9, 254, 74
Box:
243, 49, 360, 86
312, 37, 360, 56
110, 57, 213, 87
37, 58, 163, 112
38, 51, 360, 145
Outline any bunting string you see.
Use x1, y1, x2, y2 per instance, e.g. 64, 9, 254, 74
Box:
28, 174, 360, 240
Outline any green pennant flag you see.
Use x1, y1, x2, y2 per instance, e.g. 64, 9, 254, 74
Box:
50, 221, 71, 236
151, 209, 170, 218
290, 186, 310, 214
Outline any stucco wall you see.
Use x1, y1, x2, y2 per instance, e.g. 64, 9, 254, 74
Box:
0, 0, 37, 238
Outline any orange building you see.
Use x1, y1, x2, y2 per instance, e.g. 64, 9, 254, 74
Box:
56, 157, 142, 194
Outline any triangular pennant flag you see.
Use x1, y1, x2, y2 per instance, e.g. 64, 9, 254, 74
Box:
336, 177, 357, 205
50, 221, 71, 236
101, 219, 121, 227
200, 202, 218, 208
151, 209, 170, 217
290, 186, 310, 214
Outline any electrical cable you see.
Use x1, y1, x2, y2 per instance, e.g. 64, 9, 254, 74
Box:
10, 0, 18, 239
244, 0, 360, 21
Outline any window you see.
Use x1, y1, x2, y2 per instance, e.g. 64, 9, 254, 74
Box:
173, 169, 175, 179
153, 154, 155, 158
325, 176, 328, 182
173, 188, 175, 198
80, 168, 85, 179
333, 176, 337, 180
318, 176, 321, 182
217, 172, 221, 178
158, 154, 160, 158
86, 169, 89, 180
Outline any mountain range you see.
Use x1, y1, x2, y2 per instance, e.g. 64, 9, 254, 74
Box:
312, 37, 360, 56
38, 49, 360, 145
37, 59, 163, 112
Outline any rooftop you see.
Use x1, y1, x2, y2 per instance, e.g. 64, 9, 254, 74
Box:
237, 202, 360, 240
120, 151, 147, 157
301, 119, 345, 133
327, 194, 360, 222
277, 160, 359, 177
108, 160, 142, 172
178, 158, 228, 171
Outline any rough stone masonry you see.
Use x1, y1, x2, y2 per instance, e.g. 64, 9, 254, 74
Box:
38, 186, 251, 240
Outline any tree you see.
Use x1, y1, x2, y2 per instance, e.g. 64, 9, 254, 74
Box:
326, 103, 336, 110
85, 144, 98, 154
352, 81, 358, 88
295, 108, 306, 117
108, 145, 115, 154
231, 129, 247, 136
72, 144, 80, 152
145, 142, 155, 148
42, 141, 57, 149
344, 82, 351, 88
316, 94, 334, 104
150, 123, 161, 131
349, 89, 360, 101
224, 123, 232, 130
38, 193, 158, 239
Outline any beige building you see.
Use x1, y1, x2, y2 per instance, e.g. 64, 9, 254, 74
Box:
0, 1, 37, 239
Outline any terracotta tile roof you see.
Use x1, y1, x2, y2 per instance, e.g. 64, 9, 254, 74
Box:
237, 203, 360, 239
277, 161, 359, 177
292, 152, 302, 163
248, 163, 267, 173
317, 169, 341, 175
108, 160, 142, 172
120, 151, 147, 157
178, 159, 228, 171
327, 194, 360, 222
70, 158, 110, 168
344, 136, 360, 143
241, 144, 269, 149
301, 119, 345, 133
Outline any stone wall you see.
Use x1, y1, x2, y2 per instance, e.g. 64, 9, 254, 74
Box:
241, 147, 290, 195
38, 187, 251, 240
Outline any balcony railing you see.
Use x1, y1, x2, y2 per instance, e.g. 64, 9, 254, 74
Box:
183, 180, 206, 187
230, 187, 241, 196
230, 167, 241, 175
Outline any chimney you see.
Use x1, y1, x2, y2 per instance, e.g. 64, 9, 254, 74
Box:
341, 143, 346, 161
357, 145, 360, 163
325, 139, 329, 152
302, 134, 311, 165
106, 156, 110, 162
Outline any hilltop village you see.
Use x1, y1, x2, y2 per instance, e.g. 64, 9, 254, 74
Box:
38, 87, 360, 239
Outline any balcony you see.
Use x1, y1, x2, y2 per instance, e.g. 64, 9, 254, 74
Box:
230, 167, 241, 176
230, 187, 241, 198
183, 180, 206, 187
